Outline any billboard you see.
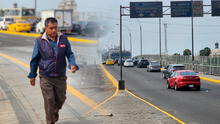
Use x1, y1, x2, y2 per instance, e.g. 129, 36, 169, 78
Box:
171, 1, 203, 17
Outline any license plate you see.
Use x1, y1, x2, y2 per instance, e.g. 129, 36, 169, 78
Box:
189, 85, 194, 88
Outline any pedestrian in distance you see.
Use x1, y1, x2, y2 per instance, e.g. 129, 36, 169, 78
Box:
28, 17, 79, 124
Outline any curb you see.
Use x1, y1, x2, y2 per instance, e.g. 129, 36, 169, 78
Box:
0, 30, 97, 44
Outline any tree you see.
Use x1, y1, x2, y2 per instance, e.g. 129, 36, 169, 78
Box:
183, 49, 191, 56
173, 53, 180, 56
200, 47, 211, 56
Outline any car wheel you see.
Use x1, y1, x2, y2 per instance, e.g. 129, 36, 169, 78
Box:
166, 81, 171, 89
163, 73, 166, 79
174, 83, 179, 91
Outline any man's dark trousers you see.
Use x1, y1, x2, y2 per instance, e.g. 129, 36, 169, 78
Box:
40, 75, 67, 124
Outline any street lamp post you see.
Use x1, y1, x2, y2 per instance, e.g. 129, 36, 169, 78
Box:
159, 18, 162, 63
140, 24, 143, 57
122, 26, 132, 58
164, 23, 168, 55
191, 0, 195, 62
116, 24, 133, 58
137, 20, 143, 58
34, 0, 37, 14
119, 5, 125, 90
129, 32, 132, 57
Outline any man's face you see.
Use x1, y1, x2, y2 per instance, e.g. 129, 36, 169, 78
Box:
45, 22, 58, 38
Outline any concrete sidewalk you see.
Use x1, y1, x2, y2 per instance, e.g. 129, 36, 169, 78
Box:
0, 57, 177, 124
88, 90, 177, 124
0, 57, 87, 124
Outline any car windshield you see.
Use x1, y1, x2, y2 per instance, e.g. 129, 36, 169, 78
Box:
151, 62, 160, 66
180, 72, 197, 76
126, 60, 133, 62
17, 21, 28, 23
173, 66, 185, 70
5, 18, 13, 22
141, 60, 148, 62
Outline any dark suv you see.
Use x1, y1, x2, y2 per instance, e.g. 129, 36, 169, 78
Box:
137, 59, 149, 68
162, 64, 185, 79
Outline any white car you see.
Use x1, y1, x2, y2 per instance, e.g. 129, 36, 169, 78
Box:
124, 59, 134, 67
0, 17, 14, 30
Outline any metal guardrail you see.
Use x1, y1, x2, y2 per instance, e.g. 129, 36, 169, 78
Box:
137, 55, 220, 76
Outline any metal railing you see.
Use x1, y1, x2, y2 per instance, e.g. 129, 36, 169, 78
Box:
137, 55, 220, 76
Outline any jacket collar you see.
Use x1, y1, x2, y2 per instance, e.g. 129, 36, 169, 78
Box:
41, 32, 62, 43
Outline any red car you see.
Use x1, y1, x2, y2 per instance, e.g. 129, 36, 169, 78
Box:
167, 70, 201, 91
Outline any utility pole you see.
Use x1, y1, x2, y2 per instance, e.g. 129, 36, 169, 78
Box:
137, 20, 143, 58
34, 0, 37, 15
129, 32, 132, 57
140, 25, 143, 57
159, 18, 162, 63
123, 39, 125, 59
164, 23, 168, 55
115, 24, 132, 58
108, 40, 110, 59
119, 5, 125, 90
191, 0, 195, 62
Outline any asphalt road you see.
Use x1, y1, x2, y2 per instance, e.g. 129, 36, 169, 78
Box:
105, 65, 220, 124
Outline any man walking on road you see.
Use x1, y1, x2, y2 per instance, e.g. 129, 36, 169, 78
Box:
28, 17, 79, 124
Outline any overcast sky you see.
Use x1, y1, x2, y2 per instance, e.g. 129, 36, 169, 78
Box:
0, 0, 220, 56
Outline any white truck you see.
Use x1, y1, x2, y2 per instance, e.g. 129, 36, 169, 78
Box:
36, 9, 73, 33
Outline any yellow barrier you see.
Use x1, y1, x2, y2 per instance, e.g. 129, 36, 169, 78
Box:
0, 30, 97, 44
200, 77, 220, 84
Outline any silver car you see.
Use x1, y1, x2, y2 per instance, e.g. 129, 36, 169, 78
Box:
147, 61, 161, 72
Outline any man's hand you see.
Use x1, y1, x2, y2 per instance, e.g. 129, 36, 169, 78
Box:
30, 78, 36, 86
71, 65, 77, 73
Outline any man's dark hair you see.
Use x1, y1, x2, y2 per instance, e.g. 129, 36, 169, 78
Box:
45, 17, 58, 27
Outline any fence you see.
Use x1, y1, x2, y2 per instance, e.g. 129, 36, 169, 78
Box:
137, 55, 220, 76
